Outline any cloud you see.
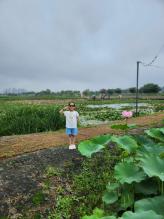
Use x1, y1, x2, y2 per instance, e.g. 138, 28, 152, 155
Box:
0, 0, 164, 92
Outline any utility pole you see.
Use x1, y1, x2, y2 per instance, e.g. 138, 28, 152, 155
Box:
136, 61, 140, 116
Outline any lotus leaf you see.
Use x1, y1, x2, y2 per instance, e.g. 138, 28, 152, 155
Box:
111, 135, 138, 153
114, 162, 146, 184
78, 140, 104, 158
138, 155, 164, 181
91, 134, 112, 145
134, 135, 155, 146
137, 144, 164, 157
134, 196, 164, 216
145, 128, 164, 142
106, 182, 120, 192
102, 190, 118, 204
120, 210, 163, 219
159, 128, 164, 134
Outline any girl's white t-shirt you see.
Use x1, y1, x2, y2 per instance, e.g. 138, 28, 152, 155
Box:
64, 111, 79, 128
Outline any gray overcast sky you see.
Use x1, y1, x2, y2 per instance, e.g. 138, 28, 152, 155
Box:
0, 0, 164, 92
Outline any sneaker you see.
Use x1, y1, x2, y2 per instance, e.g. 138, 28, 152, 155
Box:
69, 144, 76, 150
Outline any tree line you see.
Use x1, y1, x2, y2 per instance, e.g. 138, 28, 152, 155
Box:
1, 83, 163, 98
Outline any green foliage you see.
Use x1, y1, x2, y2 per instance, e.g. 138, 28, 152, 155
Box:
33, 212, 42, 219
111, 124, 137, 130
78, 135, 111, 158
138, 155, 164, 181
111, 124, 129, 130
114, 162, 146, 184
78, 140, 105, 158
48, 195, 76, 219
94, 111, 122, 121
78, 126, 164, 219
139, 83, 161, 93
82, 208, 104, 219
45, 166, 62, 177
32, 191, 45, 206
47, 147, 119, 219
111, 135, 138, 153
82, 208, 116, 219
120, 210, 163, 219
145, 128, 164, 142
102, 191, 118, 205
0, 104, 65, 136
134, 196, 164, 216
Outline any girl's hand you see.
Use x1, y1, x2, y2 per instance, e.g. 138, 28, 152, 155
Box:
63, 106, 68, 110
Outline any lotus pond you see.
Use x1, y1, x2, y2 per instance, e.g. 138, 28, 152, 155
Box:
79, 102, 164, 126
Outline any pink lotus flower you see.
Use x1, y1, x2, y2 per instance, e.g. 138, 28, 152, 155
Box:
122, 111, 133, 118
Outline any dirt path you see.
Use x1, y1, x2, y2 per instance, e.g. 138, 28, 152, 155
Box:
0, 112, 163, 159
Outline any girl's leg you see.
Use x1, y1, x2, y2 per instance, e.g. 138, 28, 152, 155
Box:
69, 134, 72, 145
71, 135, 76, 145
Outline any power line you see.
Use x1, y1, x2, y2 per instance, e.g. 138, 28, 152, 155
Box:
147, 64, 164, 69
141, 44, 164, 67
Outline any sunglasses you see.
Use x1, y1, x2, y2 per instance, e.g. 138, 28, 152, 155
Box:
69, 105, 75, 107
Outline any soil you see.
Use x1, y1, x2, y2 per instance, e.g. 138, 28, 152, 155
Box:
0, 147, 82, 217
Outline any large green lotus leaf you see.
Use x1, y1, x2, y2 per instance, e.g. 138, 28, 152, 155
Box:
134, 178, 158, 195
91, 134, 112, 145
145, 128, 164, 143
120, 210, 163, 219
111, 135, 138, 153
114, 162, 146, 184
120, 188, 134, 209
102, 190, 118, 204
137, 144, 164, 156
138, 155, 164, 181
134, 135, 155, 146
134, 196, 164, 216
159, 128, 164, 134
106, 182, 120, 192
78, 140, 104, 158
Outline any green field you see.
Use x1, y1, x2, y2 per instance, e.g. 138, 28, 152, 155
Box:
0, 97, 164, 136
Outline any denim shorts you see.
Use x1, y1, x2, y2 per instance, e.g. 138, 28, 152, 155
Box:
66, 128, 78, 135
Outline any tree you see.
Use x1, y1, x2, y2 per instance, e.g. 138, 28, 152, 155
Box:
82, 89, 91, 97
139, 83, 161, 93
114, 88, 122, 94
99, 89, 107, 99
129, 87, 136, 93
107, 89, 114, 95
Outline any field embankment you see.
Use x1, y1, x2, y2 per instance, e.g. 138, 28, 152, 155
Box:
0, 112, 163, 159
